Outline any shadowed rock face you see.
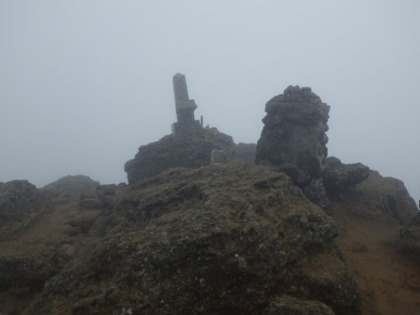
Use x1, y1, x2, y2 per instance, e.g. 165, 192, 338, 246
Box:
323, 156, 370, 194
256, 86, 330, 207
125, 127, 235, 184
0, 180, 50, 239
326, 168, 418, 224
359, 171, 418, 224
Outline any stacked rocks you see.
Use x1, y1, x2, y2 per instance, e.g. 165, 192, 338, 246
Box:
256, 86, 330, 207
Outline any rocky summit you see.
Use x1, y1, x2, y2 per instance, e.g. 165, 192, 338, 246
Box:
125, 126, 235, 184
0, 82, 419, 314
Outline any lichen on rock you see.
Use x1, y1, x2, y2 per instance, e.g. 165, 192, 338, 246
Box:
31, 161, 356, 314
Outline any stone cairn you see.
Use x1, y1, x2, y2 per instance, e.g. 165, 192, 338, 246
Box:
256, 85, 330, 207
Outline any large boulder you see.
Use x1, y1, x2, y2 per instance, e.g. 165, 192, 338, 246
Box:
125, 126, 235, 184
0, 180, 50, 239
256, 86, 330, 207
31, 161, 356, 314
356, 171, 418, 224
323, 156, 370, 194
42, 175, 100, 199
327, 169, 417, 224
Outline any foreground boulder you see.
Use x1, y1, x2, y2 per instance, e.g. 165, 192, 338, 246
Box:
0, 180, 50, 239
125, 126, 235, 184
30, 161, 356, 314
256, 86, 330, 207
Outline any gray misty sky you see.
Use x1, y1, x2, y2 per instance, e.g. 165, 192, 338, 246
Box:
1, 1, 420, 202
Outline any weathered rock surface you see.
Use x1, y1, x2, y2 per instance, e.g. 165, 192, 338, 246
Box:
42, 175, 100, 198
0, 180, 50, 239
327, 170, 417, 224
125, 126, 235, 184
397, 213, 420, 263
79, 184, 124, 210
284, 245, 356, 313
262, 295, 335, 315
30, 161, 356, 314
0, 251, 61, 294
256, 86, 330, 207
323, 157, 370, 194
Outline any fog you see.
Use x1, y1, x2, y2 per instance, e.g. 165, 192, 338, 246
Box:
1, 1, 419, 203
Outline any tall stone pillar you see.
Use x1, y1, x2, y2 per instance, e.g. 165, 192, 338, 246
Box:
172, 73, 199, 134
256, 86, 330, 207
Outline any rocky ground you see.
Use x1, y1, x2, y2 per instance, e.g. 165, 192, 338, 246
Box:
1, 85, 419, 314
0, 161, 419, 314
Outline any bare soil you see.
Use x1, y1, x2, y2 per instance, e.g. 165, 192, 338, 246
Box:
332, 210, 420, 315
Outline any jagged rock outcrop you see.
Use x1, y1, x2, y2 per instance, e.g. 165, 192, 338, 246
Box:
323, 156, 370, 194
0, 180, 50, 239
42, 175, 100, 198
327, 169, 417, 224
256, 86, 330, 207
31, 161, 356, 314
125, 127, 235, 184
397, 213, 420, 263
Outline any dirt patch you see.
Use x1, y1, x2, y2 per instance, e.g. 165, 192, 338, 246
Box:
330, 208, 420, 314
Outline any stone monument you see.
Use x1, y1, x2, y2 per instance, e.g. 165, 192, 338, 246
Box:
172, 73, 200, 134
256, 85, 330, 207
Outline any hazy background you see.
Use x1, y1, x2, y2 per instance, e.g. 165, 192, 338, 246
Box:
1, 1, 419, 203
